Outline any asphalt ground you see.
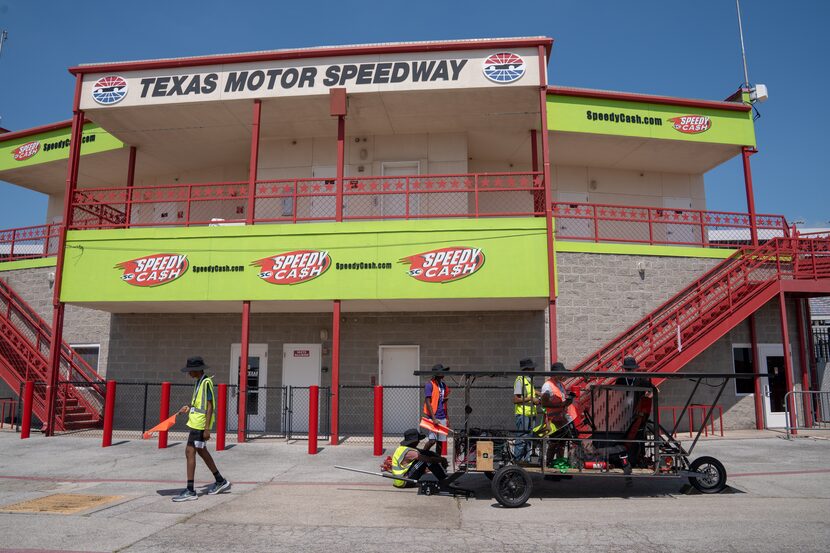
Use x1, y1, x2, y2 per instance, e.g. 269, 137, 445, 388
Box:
0, 430, 828, 553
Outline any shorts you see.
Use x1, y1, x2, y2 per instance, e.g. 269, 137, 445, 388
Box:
187, 429, 207, 448
427, 418, 448, 442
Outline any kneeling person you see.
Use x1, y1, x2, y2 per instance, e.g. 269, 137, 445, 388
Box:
391, 429, 448, 488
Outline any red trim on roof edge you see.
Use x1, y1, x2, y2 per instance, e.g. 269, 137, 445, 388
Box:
69, 37, 554, 75
0, 120, 77, 143
547, 86, 750, 112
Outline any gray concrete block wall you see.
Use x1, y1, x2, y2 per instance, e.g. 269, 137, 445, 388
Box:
555, 252, 721, 368
0, 267, 111, 378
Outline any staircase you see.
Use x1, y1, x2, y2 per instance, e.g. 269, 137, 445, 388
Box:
566, 236, 830, 428
0, 279, 104, 431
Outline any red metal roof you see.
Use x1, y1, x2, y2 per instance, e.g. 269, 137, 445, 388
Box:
69, 37, 554, 75
547, 85, 751, 112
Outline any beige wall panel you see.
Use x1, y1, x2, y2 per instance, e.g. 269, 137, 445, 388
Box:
553, 165, 587, 193
374, 133, 428, 161
588, 192, 661, 208
259, 138, 313, 169
690, 174, 706, 200
587, 167, 661, 197
427, 133, 467, 162
660, 172, 692, 199
312, 137, 340, 166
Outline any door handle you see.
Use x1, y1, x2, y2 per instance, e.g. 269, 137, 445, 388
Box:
763, 386, 770, 398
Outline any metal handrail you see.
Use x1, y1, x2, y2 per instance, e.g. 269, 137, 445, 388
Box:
785, 390, 830, 439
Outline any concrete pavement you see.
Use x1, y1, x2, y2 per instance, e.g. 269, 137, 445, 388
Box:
0, 431, 828, 552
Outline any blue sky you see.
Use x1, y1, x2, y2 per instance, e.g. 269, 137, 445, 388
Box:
0, 0, 826, 228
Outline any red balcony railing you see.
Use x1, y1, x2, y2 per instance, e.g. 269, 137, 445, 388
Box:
0, 223, 62, 262
68, 172, 545, 229
552, 201, 790, 249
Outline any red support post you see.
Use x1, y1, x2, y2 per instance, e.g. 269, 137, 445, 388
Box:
216, 383, 227, 451
778, 293, 798, 433
373, 385, 383, 456
308, 385, 319, 455
101, 380, 116, 447
330, 88, 347, 223
247, 100, 262, 224
441, 440, 448, 456
45, 75, 84, 436
330, 300, 341, 445
125, 146, 136, 228
749, 315, 765, 430
238, 301, 251, 443
537, 45, 557, 363
741, 146, 759, 246
20, 381, 34, 440
159, 381, 171, 449
795, 300, 813, 427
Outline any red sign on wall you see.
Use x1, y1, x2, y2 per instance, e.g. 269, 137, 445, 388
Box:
116, 254, 189, 287
400, 246, 484, 283
252, 250, 331, 285
668, 115, 712, 134
294, 350, 310, 357
12, 141, 41, 161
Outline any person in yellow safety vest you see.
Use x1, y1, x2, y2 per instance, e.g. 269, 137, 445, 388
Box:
390, 428, 449, 488
423, 363, 451, 453
540, 362, 579, 464
172, 356, 231, 502
512, 358, 541, 462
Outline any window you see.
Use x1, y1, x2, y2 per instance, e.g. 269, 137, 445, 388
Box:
732, 346, 754, 395
72, 345, 100, 374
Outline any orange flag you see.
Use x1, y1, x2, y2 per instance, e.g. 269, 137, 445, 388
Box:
419, 417, 451, 436
142, 414, 178, 439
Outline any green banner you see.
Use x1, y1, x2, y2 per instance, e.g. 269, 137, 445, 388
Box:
61, 219, 549, 303
548, 95, 755, 146
0, 123, 123, 171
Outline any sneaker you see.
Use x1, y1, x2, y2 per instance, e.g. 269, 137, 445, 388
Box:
207, 479, 231, 495
172, 489, 198, 502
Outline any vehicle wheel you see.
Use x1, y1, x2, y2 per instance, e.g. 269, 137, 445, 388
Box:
688, 456, 727, 494
491, 465, 532, 508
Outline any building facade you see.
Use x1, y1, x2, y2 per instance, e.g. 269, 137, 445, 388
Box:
0, 37, 827, 439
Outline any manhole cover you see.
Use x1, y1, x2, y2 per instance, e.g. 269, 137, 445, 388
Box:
0, 493, 122, 514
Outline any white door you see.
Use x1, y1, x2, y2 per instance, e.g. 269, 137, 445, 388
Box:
228, 344, 268, 432
311, 166, 337, 220
556, 192, 592, 239
283, 344, 322, 433
379, 345, 420, 434
759, 344, 791, 428
382, 162, 421, 217
663, 197, 697, 245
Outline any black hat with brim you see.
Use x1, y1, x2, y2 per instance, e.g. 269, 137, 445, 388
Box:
181, 356, 208, 373
431, 363, 450, 372
401, 428, 426, 446
519, 358, 536, 370
622, 356, 640, 370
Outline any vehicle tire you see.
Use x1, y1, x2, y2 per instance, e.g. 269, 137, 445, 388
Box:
688, 456, 727, 494
491, 465, 532, 508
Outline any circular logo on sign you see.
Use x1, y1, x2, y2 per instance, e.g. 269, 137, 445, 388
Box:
482, 52, 526, 83
91, 76, 128, 105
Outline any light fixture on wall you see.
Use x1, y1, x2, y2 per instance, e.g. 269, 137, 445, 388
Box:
637, 262, 646, 280
359, 148, 368, 160
589, 179, 598, 191
320, 329, 329, 341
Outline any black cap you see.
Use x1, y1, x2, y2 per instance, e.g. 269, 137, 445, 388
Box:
181, 356, 208, 373
622, 356, 640, 370
431, 363, 450, 372
519, 358, 536, 370
401, 428, 426, 446
550, 361, 567, 373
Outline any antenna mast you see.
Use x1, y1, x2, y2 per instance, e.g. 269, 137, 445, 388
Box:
736, 0, 750, 88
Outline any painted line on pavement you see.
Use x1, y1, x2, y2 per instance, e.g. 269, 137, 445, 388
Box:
0, 475, 388, 487
729, 468, 830, 478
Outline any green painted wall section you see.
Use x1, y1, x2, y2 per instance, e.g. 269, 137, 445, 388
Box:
0, 257, 57, 272
61, 219, 550, 303
554, 241, 736, 259
547, 95, 755, 147
0, 123, 123, 172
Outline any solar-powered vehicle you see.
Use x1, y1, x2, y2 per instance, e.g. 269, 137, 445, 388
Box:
413, 369, 761, 508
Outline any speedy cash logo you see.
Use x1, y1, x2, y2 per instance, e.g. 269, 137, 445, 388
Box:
116, 254, 188, 287
12, 141, 41, 161
668, 115, 712, 134
92, 75, 128, 105
252, 250, 331, 285
400, 246, 484, 283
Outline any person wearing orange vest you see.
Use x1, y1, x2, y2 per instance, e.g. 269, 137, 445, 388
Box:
541, 362, 579, 463
423, 363, 451, 453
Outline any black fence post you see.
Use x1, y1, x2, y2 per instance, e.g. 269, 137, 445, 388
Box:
141, 383, 149, 432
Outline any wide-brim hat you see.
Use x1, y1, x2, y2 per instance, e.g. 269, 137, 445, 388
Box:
519, 358, 536, 370
401, 428, 426, 446
550, 361, 567, 372
431, 363, 450, 372
622, 356, 640, 370
181, 356, 208, 373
